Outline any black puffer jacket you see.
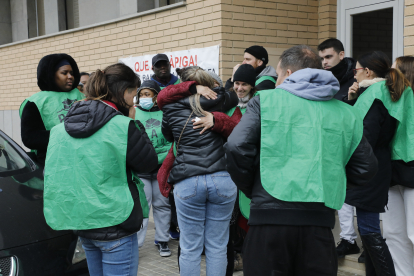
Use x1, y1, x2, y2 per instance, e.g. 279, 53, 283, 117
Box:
329, 58, 356, 101
225, 96, 378, 228
162, 87, 238, 183
345, 86, 397, 212
66, 100, 158, 241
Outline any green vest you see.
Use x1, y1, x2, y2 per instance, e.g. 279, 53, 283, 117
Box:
19, 89, 85, 130
258, 89, 363, 210
135, 107, 171, 164
160, 79, 181, 90
44, 115, 147, 230
255, 76, 276, 87
226, 106, 250, 218
354, 81, 414, 162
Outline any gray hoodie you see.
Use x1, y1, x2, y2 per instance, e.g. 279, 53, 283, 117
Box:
277, 68, 340, 101
256, 65, 277, 80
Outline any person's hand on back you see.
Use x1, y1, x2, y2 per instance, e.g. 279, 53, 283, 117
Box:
196, 85, 217, 100
192, 111, 214, 134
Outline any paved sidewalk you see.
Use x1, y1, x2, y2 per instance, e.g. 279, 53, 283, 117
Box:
138, 221, 359, 276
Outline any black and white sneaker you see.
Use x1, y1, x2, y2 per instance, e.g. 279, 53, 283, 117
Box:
156, 242, 172, 257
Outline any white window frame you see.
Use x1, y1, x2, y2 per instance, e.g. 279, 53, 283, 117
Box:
337, 0, 404, 61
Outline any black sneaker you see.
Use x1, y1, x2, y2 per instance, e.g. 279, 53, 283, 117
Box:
358, 250, 365, 263
336, 239, 360, 258
156, 242, 172, 257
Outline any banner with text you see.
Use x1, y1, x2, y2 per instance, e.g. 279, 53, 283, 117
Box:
119, 45, 220, 82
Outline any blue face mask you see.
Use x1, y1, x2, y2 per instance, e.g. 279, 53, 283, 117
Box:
140, 98, 155, 110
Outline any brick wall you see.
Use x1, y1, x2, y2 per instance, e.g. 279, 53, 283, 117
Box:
405, 0, 414, 55
318, 0, 336, 43
219, 0, 320, 79
0, 0, 222, 111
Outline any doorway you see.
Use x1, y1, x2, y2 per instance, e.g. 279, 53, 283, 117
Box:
338, 0, 404, 61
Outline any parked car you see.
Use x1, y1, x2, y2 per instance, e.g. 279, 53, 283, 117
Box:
0, 130, 88, 275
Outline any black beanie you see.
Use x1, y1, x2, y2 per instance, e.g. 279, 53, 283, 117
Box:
233, 64, 256, 87
245, 45, 268, 65
138, 80, 161, 94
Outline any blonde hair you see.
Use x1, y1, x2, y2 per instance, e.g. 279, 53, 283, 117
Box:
176, 66, 216, 116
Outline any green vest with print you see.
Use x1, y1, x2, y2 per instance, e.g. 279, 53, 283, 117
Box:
44, 115, 148, 230
135, 108, 171, 164
255, 76, 276, 87
258, 89, 363, 210
354, 81, 414, 162
160, 79, 181, 90
19, 89, 85, 130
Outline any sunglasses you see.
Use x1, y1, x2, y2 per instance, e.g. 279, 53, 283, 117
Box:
353, 68, 365, 76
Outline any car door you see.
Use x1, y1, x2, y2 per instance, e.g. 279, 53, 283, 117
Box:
0, 130, 71, 251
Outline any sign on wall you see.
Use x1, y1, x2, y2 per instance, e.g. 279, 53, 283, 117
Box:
119, 45, 220, 81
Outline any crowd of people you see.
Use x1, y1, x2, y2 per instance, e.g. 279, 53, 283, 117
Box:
18, 39, 414, 276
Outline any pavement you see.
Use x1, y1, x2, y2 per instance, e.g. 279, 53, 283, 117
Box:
137, 220, 358, 276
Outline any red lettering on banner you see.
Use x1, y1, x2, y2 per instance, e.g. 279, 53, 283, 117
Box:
134, 62, 139, 72
175, 57, 179, 68
182, 56, 188, 67
189, 56, 195, 66
145, 60, 149, 71
170, 56, 174, 68
195, 55, 198, 66
179, 57, 182, 67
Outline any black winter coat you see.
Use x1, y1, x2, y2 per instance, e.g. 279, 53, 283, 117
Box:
65, 100, 158, 241
345, 86, 397, 212
161, 87, 238, 183
330, 58, 356, 101
225, 97, 378, 228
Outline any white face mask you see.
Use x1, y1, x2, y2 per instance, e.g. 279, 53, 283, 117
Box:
139, 97, 155, 110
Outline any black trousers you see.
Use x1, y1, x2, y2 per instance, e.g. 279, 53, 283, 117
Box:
243, 225, 338, 276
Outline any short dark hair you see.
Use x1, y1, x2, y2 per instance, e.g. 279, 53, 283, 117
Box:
317, 38, 345, 54
279, 45, 322, 73
80, 72, 90, 77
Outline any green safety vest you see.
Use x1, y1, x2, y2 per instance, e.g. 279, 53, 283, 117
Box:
44, 114, 148, 230
19, 89, 85, 130
160, 79, 181, 90
257, 89, 363, 210
354, 81, 414, 162
255, 76, 276, 87
135, 107, 171, 164
226, 106, 250, 218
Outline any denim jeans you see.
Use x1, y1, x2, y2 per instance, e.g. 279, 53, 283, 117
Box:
80, 234, 139, 276
174, 171, 237, 276
356, 208, 381, 235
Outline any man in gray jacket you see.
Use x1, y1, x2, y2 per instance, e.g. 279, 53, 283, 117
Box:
225, 45, 378, 276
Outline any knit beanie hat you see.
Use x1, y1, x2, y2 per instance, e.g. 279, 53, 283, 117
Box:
138, 80, 161, 95
245, 45, 269, 65
233, 64, 256, 87
206, 71, 223, 87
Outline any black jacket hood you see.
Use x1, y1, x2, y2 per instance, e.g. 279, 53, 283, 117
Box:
37, 53, 80, 92
64, 100, 124, 138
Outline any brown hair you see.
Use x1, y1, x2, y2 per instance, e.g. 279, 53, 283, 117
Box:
358, 51, 410, 102
395, 56, 414, 90
176, 66, 216, 116
176, 66, 215, 88
86, 63, 140, 108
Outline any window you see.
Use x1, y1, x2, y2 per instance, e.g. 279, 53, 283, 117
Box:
0, 139, 28, 173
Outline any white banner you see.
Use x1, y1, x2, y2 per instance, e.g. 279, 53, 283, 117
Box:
119, 45, 220, 82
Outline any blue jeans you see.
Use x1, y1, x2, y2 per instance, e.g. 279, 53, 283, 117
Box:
174, 171, 237, 276
356, 208, 382, 235
80, 234, 139, 276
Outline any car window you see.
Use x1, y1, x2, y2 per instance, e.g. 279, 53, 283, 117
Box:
0, 136, 28, 172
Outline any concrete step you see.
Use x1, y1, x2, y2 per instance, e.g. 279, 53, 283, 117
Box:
338, 253, 365, 276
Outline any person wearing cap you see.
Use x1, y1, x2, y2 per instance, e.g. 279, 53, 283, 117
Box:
151, 54, 180, 89
227, 45, 277, 92
135, 80, 173, 257
20, 53, 84, 166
